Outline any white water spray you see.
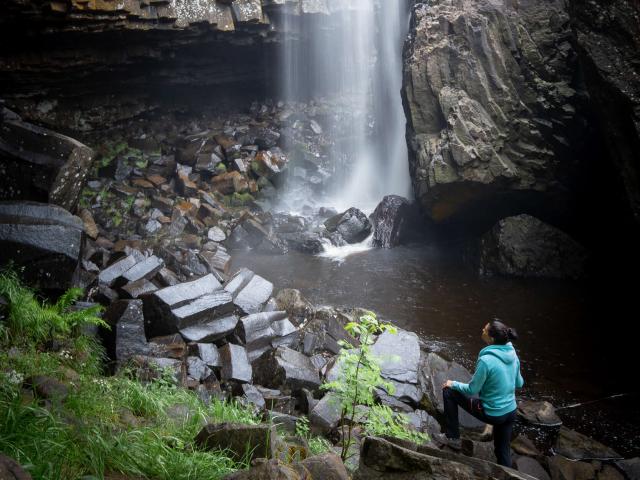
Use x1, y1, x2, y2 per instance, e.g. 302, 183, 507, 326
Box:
278, 0, 412, 213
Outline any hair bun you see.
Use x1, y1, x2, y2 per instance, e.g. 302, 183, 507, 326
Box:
507, 327, 518, 341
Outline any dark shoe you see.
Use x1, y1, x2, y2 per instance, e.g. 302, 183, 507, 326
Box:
433, 433, 462, 451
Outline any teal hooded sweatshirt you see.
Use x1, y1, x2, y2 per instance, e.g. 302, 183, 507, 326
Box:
451, 342, 524, 417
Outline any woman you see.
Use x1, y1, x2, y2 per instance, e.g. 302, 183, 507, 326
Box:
435, 320, 524, 467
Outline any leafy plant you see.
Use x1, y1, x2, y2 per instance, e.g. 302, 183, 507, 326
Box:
365, 405, 429, 444
0, 269, 107, 345
321, 311, 397, 460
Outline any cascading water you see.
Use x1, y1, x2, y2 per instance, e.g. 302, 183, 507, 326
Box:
277, 0, 412, 214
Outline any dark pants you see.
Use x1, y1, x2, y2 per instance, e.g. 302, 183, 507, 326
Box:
442, 387, 516, 467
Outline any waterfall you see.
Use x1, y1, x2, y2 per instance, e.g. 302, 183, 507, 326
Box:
278, 0, 412, 214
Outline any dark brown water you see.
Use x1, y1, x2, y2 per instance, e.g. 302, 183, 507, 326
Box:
231, 244, 640, 456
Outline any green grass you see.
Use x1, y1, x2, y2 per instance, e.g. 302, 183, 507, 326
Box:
0, 273, 260, 479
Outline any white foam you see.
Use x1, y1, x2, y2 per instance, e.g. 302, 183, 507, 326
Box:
317, 233, 374, 263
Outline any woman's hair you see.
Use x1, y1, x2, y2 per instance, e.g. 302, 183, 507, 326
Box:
488, 319, 518, 345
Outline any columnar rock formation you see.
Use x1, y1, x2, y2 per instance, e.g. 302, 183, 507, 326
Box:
402, 0, 640, 238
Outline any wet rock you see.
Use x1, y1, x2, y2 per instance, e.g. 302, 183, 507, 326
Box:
207, 226, 226, 242
478, 215, 588, 280
372, 329, 420, 383
310, 392, 342, 433
171, 290, 234, 329
120, 278, 158, 299
0, 202, 83, 290
239, 383, 266, 409
99, 255, 140, 287
616, 458, 640, 480
354, 437, 535, 479
230, 271, 274, 315
406, 410, 441, 437
195, 423, 277, 461
324, 207, 372, 244
302, 308, 359, 355
148, 334, 187, 359
0, 453, 32, 480
253, 346, 321, 392
274, 289, 315, 324
420, 353, 485, 431
24, 375, 69, 401
220, 343, 252, 383
115, 255, 164, 287
278, 231, 325, 254
143, 274, 222, 336
370, 195, 412, 248
79, 208, 99, 239
197, 343, 221, 368
0, 110, 94, 211
104, 299, 150, 364
187, 356, 213, 382
554, 427, 622, 461
252, 149, 285, 178
517, 400, 563, 427
511, 435, 542, 458
548, 455, 596, 480
199, 248, 231, 275
129, 355, 186, 385
297, 453, 350, 480
236, 311, 294, 361
516, 457, 550, 480
180, 314, 239, 343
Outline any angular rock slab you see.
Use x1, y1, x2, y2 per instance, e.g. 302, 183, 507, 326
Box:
195, 423, 277, 462
420, 353, 485, 430
554, 426, 622, 461
233, 273, 274, 315
104, 299, 151, 364
197, 343, 221, 368
253, 346, 321, 392
309, 392, 342, 433
324, 207, 372, 244
180, 314, 239, 343
515, 457, 550, 480
371, 329, 420, 384
0, 201, 83, 290
220, 343, 252, 383
143, 273, 222, 336
0, 110, 94, 211
224, 453, 349, 480
170, 290, 234, 328
354, 437, 538, 480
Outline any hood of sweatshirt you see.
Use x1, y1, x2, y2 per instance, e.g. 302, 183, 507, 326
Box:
479, 342, 517, 365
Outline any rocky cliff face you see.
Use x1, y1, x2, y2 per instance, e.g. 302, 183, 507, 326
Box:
402, 0, 587, 229
0, 0, 334, 131
569, 0, 640, 224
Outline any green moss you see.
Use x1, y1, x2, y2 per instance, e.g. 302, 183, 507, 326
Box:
230, 192, 254, 207
215, 163, 227, 174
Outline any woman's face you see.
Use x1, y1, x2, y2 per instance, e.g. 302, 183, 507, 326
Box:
481, 323, 493, 345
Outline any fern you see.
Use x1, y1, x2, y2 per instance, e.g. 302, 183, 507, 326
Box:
0, 268, 107, 344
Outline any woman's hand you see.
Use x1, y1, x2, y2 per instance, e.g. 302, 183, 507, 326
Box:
442, 380, 454, 389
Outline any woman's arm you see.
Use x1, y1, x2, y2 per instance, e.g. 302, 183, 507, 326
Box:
450, 360, 488, 396
516, 359, 524, 389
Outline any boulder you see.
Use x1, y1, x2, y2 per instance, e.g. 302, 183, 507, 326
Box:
120, 278, 158, 299
148, 334, 187, 359
372, 329, 420, 384
406, 410, 441, 437
309, 392, 342, 433
253, 346, 321, 392
370, 195, 412, 248
114, 255, 164, 287
274, 289, 315, 324
553, 427, 622, 461
195, 423, 277, 462
24, 375, 69, 402
236, 311, 297, 361
220, 343, 252, 383
104, 299, 151, 364
187, 356, 213, 382
548, 455, 596, 480
170, 290, 234, 328
354, 437, 537, 479
180, 314, 239, 343
477, 215, 588, 280
223, 453, 349, 480
127, 355, 186, 386
0, 453, 32, 480
420, 353, 485, 431
0, 109, 94, 211
324, 207, 372, 244
516, 457, 550, 480
197, 343, 221, 368
99, 254, 140, 287
0, 202, 83, 290
517, 400, 562, 427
